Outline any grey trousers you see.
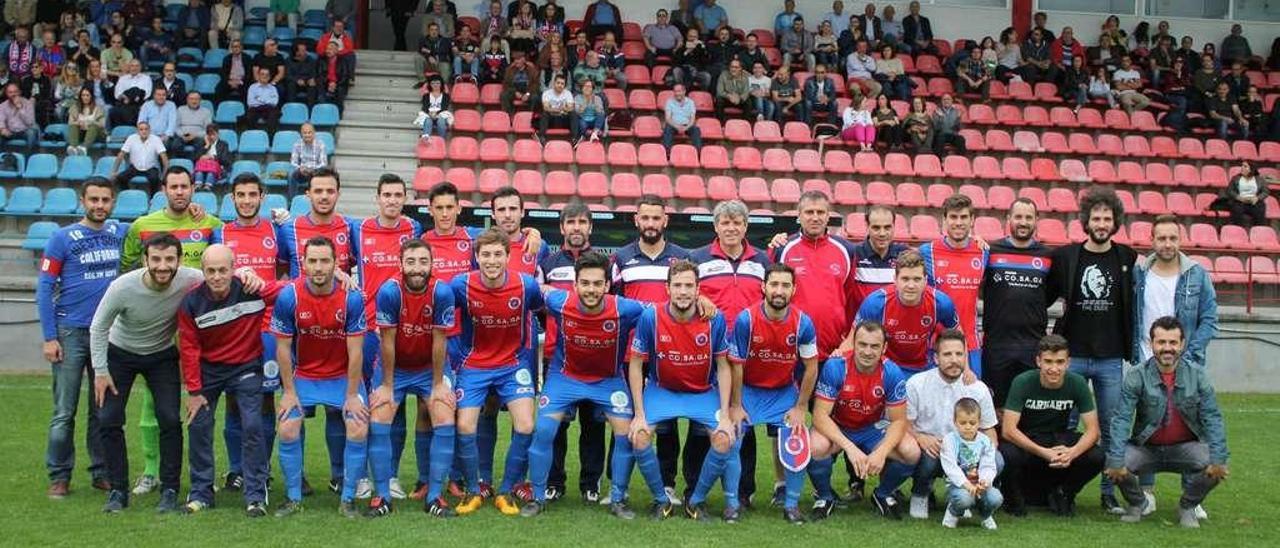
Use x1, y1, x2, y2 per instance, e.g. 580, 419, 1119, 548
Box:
1116, 441, 1220, 509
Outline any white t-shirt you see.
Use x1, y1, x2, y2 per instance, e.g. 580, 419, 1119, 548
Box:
905, 369, 998, 438
1237, 176, 1258, 200
121, 134, 167, 171
1112, 68, 1142, 93
1139, 268, 1178, 362
542, 88, 574, 112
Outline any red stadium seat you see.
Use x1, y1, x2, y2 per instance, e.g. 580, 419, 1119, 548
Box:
1137, 191, 1165, 215
632, 115, 662, 138
823, 150, 854, 174
1204, 139, 1234, 161
1088, 160, 1120, 184
973, 156, 1003, 179
959, 129, 986, 151
914, 154, 944, 178
985, 130, 1015, 152
1177, 137, 1208, 160
669, 144, 700, 169
477, 168, 510, 194
512, 138, 542, 164
623, 64, 650, 86
987, 185, 1015, 209
793, 149, 824, 174
1007, 80, 1033, 101
915, 55, 942, 74
641, 174, 674, 199
1103, 109, 1131, 130
986, 81, 1010, 100
1118, 135, 1151, 157
833, 180, 865, 206
707, 176, 738, 201
1117, 161, 1148, 184
700, 145, 731, 170
413, 166, 444, 191
865, 181, 896, 205
543, 140, 574, 165
1034, 82, 1062, 102
1002, 157, 1033, 181
1145, 163, 1174, 186
1201, 165, 1228, 188
763, 148, 794, 173
783, 122, 813, 144
1221, 225, 1252, 250
1188, 223, 1220, 249
478, 137, 510, 163
452, 109, 482, 133
1017, 187, 1048, 212
674, 175, 706, 201
1231, 140, 1259, 161
1037, 219, 1068, 245
725, 119, 754, 143
575, 141, 605, 166
1173, 164, 1203, 188
541, 170, 574, 196
689, 91, 714, 112
968, 104, 996, 125
1194, 193, 1223, 218
628, 89, 656, 110
1057, 159, 1086, 182
1130, 111, 1161, 132
845, 213, 868, 240
447, 136, 479, 161
443, 167, 477, 193
995, 105, 1024, 125
1023, 105, 1050, 126
512, 111, 534, 134
696, 117, 724, 140
1068, 133, 1099, 155
638, 143, 669, 168
1165, 192, 1197, 216
1047, 188, 1077, 212
738, 177, 771, 203
417, 136, 446, 160
897, 183, 928, 208
1049, 106, 1080, 128
910, 215, 941, 240
1213, 256, 1247, 284
1251, 226, 1280, 252
1076, 107, 1105, 128
1248, 256, 1279, 284
1091, 133, 1123, 157
927, 77, 954, 97
576, 172, 608, 199
1040, 131, 1070, 154
733, 147, 764, 171
509, 170, 542, 196
480, 110, 511, 133
940, 156, 972, 180
479, 84, 502, 105
885, 153, 914, 177
607, 142, 638, 167
1150, 136, 1178, 158
958, 185, 989, 209
610, 173, 643, 200
855, 152, 886, 175
451, 82, 479, 104
801, 179, 833, 199
751, 29, 776, 47
974, 216, 1003, 241
1129, 221, 1153, 246
771, 178, 803, 204
1115, 190, 1137, 215
1013, 131, 1042, 152
1067, 219, 1086, 243
754, 121, 784, 143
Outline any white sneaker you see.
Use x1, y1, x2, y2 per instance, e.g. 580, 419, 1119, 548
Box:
389, 478, 406, 500
981, 516, 998, 530
355, 478, 372, 499
941, 506, 959, 529
131, 474, 159, 495
909, 495, 929, 519
1194, 504, 1208, 520
598, 487, 613, 506
963, 509, 973, 518
664, 486, 683, 506
1142, 491, 1157, 516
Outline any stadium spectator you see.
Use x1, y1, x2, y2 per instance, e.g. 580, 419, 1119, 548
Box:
661, 82, 702, 151
1030, 11, 1054, 43
252, 39, 288, 98
582, 0, 623, 43
288, 123, 327, 199
417, 22, 453, 81
100, 33, 133, 79
1205, 81, 1246, 140
1059, 56, 1088, 110
479, 39, 510, 84
422, 0, 456, 40
857, 2, 882, 44
802, 63, 838, 126
67, 31, 99, 75
1112, 56, 1151, 114
419, 76, 452, 140
122, 0, 157, 28
192, 124, 229, 190
1088, 33, 1126, 74
642, 9, 682, 68
540, 74, 578, 143
871, 93, 901, 149
845, 39, 882, 101
217, 40, 251, 102
1131, 21, 1152, 55
453, 25, 482, 81
714, 59, 754, 122
238, 67, 281, 135
1175, 35, 1201, 72
1237, 85, 1265, 138
1021, 27, 1056, 84
111, 121, 168, 193
154, 64, 187, 109
874, 44, 910, 101
930, 93, 965, 156
509, 2, 539, 59
209, 0, 245, 50
316, 18, 356, 78
498, 54, 539, 112
477, 1, 510, 59
706, 26, 739, 89
880, 5, 901, 46
568, 30, 593, 70
385, 0, 419, 51
137, 16, 174, 69
774, 0, 799, 37
1190, 52, 1221, 113
1218, 160, 1268, 228
3, 0, 37, 30
0, 81, 39, 152
1149, 35, 1175, 84
671, 28, 710, 90
1269, 37, 1280, 70
572, 50, 607, 92
287, 42, 319, 105
900, 1, 935, 55
1084, 65, 1117, 110
138, 87, 177, 150
1107, 317, 1229, 528
810, 22, 840, 71
1222, 61, 1250, 101
1099, 15, 1126, 51
999, 335, 1103, 517
535, 3, 566, 45
318, 41, 352, 109
693, 0, 729, 40
4, 26, 36, 80
1051, 26, 1085, 76
1219, 23, 1257, 68
837, 15, 867, 60
780, 17, 814, 72
574, 79, 606, 143
841, 97, 874, 152
541, 49, 572, 88
172, 91, 212, 159
325, 0, 358, 31
19, 59, 54, 127
36, 28, 65, 79
736, 33, 770, 73
902, 95, 931, 151
770, 64, 802, 122
176, 0, 212, 50
994, 27, 1023, 83
955, 47, 991, 101
746, 61, 773, 122
597, 32, 627, 90
66, 87, 105, 155
84, 60, 113, 108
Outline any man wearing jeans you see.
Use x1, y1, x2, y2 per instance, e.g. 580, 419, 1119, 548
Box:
661, 83, 702, 152
1045, 186, 1137, 514
38, 179, 124, 498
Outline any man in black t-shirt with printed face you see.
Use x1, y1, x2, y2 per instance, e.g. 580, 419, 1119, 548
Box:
1044, 187, 1137, 515
998, 335, 1104, 517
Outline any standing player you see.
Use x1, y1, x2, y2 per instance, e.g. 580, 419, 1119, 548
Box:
856, 249, 961, 374
449, 229, 545, 516
629, 260, 742, 523
850, 205, 909, 313
420, 182, 481, 285
374, 239, 459, 517
39, 178, 123, 498
729, 263, 820, 523
982, 198, 1052, 410
919, 195, 988, 375
270, 236, 369, 518
809, 321, 921, 520
522, 252, 659, 519
772, 191, 858, 359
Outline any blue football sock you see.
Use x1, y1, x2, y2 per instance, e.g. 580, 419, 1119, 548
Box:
784, 468, 806, 510
634, 443, 669, 504
527, 415, 560, 502
721, 440, 743, 509
874, 459, 914, 499
809, 457, 836, 501
324, 409, 346, 479
370, 422, 393, 500
279, 436, 303, 502
414, 430, 433, 485
690, 444, 731, 506
224, 405, 243, 474
477, 413, 498, 484
499, 431, 533, 493
341, 436, 368, 502
391, 404, 408, 474
427, 425, 456, 501
610, 434, 636, 504
457, 433, 480, 492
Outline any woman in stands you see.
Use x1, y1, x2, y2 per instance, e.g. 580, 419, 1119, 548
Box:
574, 78, 607, 143
876, 44, 912, 101
1060, 56, 1089, 112
54, 63, 82, 122
1084, 66, 1117, 110
508, 1, 539, 59
994, 27, 1023, 83
1221, 161, 1269, 228
66, 87, 105, 156
813, 21, 841, 73
872, 93, 901, 150
1101, 15, 1127, 50
903, 96, 933, 152
841, 94, 876, 152
535, 5, 565, 49
979, 36, 999, 74
84, 59, 114, 109
193, 124, 231, 191
420, 77, 453, 141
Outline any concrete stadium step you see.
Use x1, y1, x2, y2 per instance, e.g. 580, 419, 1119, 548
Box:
342, 99, 424, 123
353, 58, 419, 77
0, 240, 39, 279
334, 126, 421, 155
346, 76, 423, 102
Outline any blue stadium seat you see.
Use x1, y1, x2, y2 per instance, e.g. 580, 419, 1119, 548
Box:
264, 161, 294, 188
195, 73, 221, 96
39, 124, 68, 148
5, 186, 43, 214
231, 160, 263, 178
22, 221, 59, 251
106, 126, 136, 151
310, 103, 340, 128
271, 131, 300, 155
176, 47, 204, 70
93, 157, 117, 178
299, 28, 324, 42
239, 130, 270, 155
176, 73, 196, 92
263, 193, 288, 214
303, 9, 328, 29
22, 153, 58, 180
289, 195, 311, 217
150, 193, 169, 212
57, 156, 94, 183
280, 103, 309, 126
218, 194, 237, 221
169, 158, 194, 174
243, 26, 268, 47
201, 99, 215, 112
0, 152, 25, 178
317, 132, 335, 153
202, 48, 228, 71
41, 188, 79, 215
215, 101, 245, 124
272, 27, 296, 47
0, 186, 6, 209
113, 189, 149, 219
193, 191, 218, 213
218, 129, 239, 152
248, 6, 271, 23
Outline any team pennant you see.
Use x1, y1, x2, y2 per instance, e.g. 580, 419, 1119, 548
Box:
778, 423, 811, 472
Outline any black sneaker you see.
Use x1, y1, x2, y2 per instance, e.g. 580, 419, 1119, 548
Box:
810, 498, 836, 520
650, 501, 674, 520
300, 477, 314, 497
366, 496, 393, 518
581, 489, 598, 504
274, 500, 303, 518
741, 493, 755, 510
519, 501, 546, 517
769, 483, 786, 507
339, 501, 360, 518
328, 477, 343, 495
843, 479, 865, 503
545, 485, 564, 502
102, 490, 129, 513
245, 502, 267, 518
684, 502, 711, 522
223, 472, 244, 492
1101, 493, 1124, 515
723, 506, 742, 524
424, 496, 457, 518
609, 501, 636, 520
155, 488, 180, 514
783, 507, 807, 524
872, 492, 903, 520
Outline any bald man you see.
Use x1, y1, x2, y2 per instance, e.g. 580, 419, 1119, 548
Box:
176, 245, 278, 516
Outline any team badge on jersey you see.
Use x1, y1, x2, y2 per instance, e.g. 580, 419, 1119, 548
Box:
778, 424, 812, 472
263, 237, 276, 249
602, 320, 617, 333
335, 233, 348, 245
507, 297, 521, 310
695, 333, 709, 346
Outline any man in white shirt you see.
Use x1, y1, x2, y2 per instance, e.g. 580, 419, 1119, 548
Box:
844, 39, 882, 99
539, 74, 579, 143
904, 329, 998, 520
112, 60, 154, 127
111, 121, 169, 195
1111, 56, 1150, 114
238, 67, 281, 134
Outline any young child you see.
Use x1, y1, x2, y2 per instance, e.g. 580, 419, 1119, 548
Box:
940, 398, 1002, 529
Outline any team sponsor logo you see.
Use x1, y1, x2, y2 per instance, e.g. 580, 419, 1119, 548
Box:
1032, 257, 1046, 269
515, 368, 533, 386
538, 394, 550, 408
263, 237, 276, 249
263, 360, 280, 379
778, 424, 812, 472
191, 231, 204, 242
508, 297, 521, 310
602, 320, 617, 333
335, 233, 348, 245
694, 333, 709, 346
610, 391, 629, 408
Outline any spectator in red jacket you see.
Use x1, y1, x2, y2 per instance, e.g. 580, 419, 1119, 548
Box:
1050, 26, 1086, 78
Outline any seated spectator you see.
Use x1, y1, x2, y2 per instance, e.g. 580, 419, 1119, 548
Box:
84, 59, 114, 107
1100, 15, 1127, 52
642, 9, 683, 69
1020, 27, 1056, 84
67, 30, 100, 75
138, 87, 177, 149
508, 2, 538, 59
836, 16, 866, 61
714, 59, 754, 122
0, 82, 39, 152
19, 60, 55, 127
217, 40, 251, 102
780, 17, 815, 72
66, 87, 105, 155
477, 1, 510, 59
100, 32, 133, 79
954, 47, 992, 101
452, 25, 482, 81
253, 39, 289, 98
209, 0, 245, 50
1112, 56, 1150, 114
774, 0, 800, 38
813, 22, 841, 71
269, 0, 302, 33
1148, 36, 1176, 85
845, 39, 882, 101
507, 0, 536, 21
669, 0, 697, 36
880, 5, 902, 47
899, 1, 935, 55
112, 59, 153, 127
539, 0, 566, 23
0, 61, 9, 89
287, 122, 327, 199
903, 95, 932, 151
1215, 160, 1269, 227
706, 25, 739, 82
325, 0, 358, 31
1084, 65, 1117, 110
582, 0, 623, 43
122, 0, 157, 29
746, 61, 773, 122
1051, 26, 1085, 78
422, 0, 456, 40
694, 0, 729, 39
479, 38, 509, 85
239, 67, 282, 134
287, 42, 320, 105
1237, 85, 1265, 139
54, 63, 82, 121
418, 77, 452, 140
316, 18, 356, 78
597, 32, 627, 90
1222, 61, 1249, 100
876, 44, 912, 101
736, 33, 770, 74
192, 123, 229, 190
1030, 11, 1055, 43
671, 28, 710, 90
574, 79, 606, 143
417, 22, 453, 81
931, 93, 965, 156
176, 0, 212, 50
770, 64, 803, 122
802, 63, 839, 126
1219, 23, 1257, 68
1190, 53, 1220, 113
318, 41, 352, 109
172, 91, 212, 158
4, 26, 37, 80
36, 29, 66, 79
539, 52, 571, 92
858, 2, 883, 45
841, 96, 874, 151
1155, 57, 1193, 133
539, 74, 579, 143
102, 12, 130, 43
999, 335, 1105, 516
661, 83, 702, 151
111, 120, 168, 193
1174, 36, 1201, 72
1107, 317, 1229, 528
1087, 34, 1126, 75
570, 29, 594, 70
872, 93, 901, 149
1205, 82, 1246, 140
498, 54, 540, 112
535, 4, 566, 47
155, 63, 188, 106
138, 16, 174, 69
572, 50, 607, 93
994, 27, 1023, 83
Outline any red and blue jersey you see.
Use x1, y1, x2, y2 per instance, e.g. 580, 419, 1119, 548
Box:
729, 304, 819, 389
276, 214, 357, 278
212, 219, 281, 281
855, 286, 960, 371
269, 280, 366, 380
919, 239, 988, 350
539, 246, 594, 359
851, 240, 909, 313
545, 290, 647, 382
37, 221, 127, 340
449, 272, 544, 369
814, 355, 908, 431
178, 279, 285, 393
630, 305, 729, 393
506, 232, 550, 277
773, 234, 859, 359
375, 276, 455, 371
610, 241, 690, 305
422, 226, 482, 285
689, 240, 771, 329
353, 217, 424, 325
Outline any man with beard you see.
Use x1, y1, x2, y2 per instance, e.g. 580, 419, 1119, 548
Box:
920, 195, 988, 375
1045, 186, 1137, 515
374, 239, 457, 517
855, 249, 960, 375
982, 198, 1052, 412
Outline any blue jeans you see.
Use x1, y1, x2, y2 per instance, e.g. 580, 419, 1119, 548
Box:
46, 327, 107, 483
5, 126, 39, 151
662, 124, 702, 151
452, 57, 480, 78
752, 96, 776, 121
947, 484, 1003, 519
422, 117, 449, 139
1069, 356, 1124, 496
912, 450, 1004, 497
